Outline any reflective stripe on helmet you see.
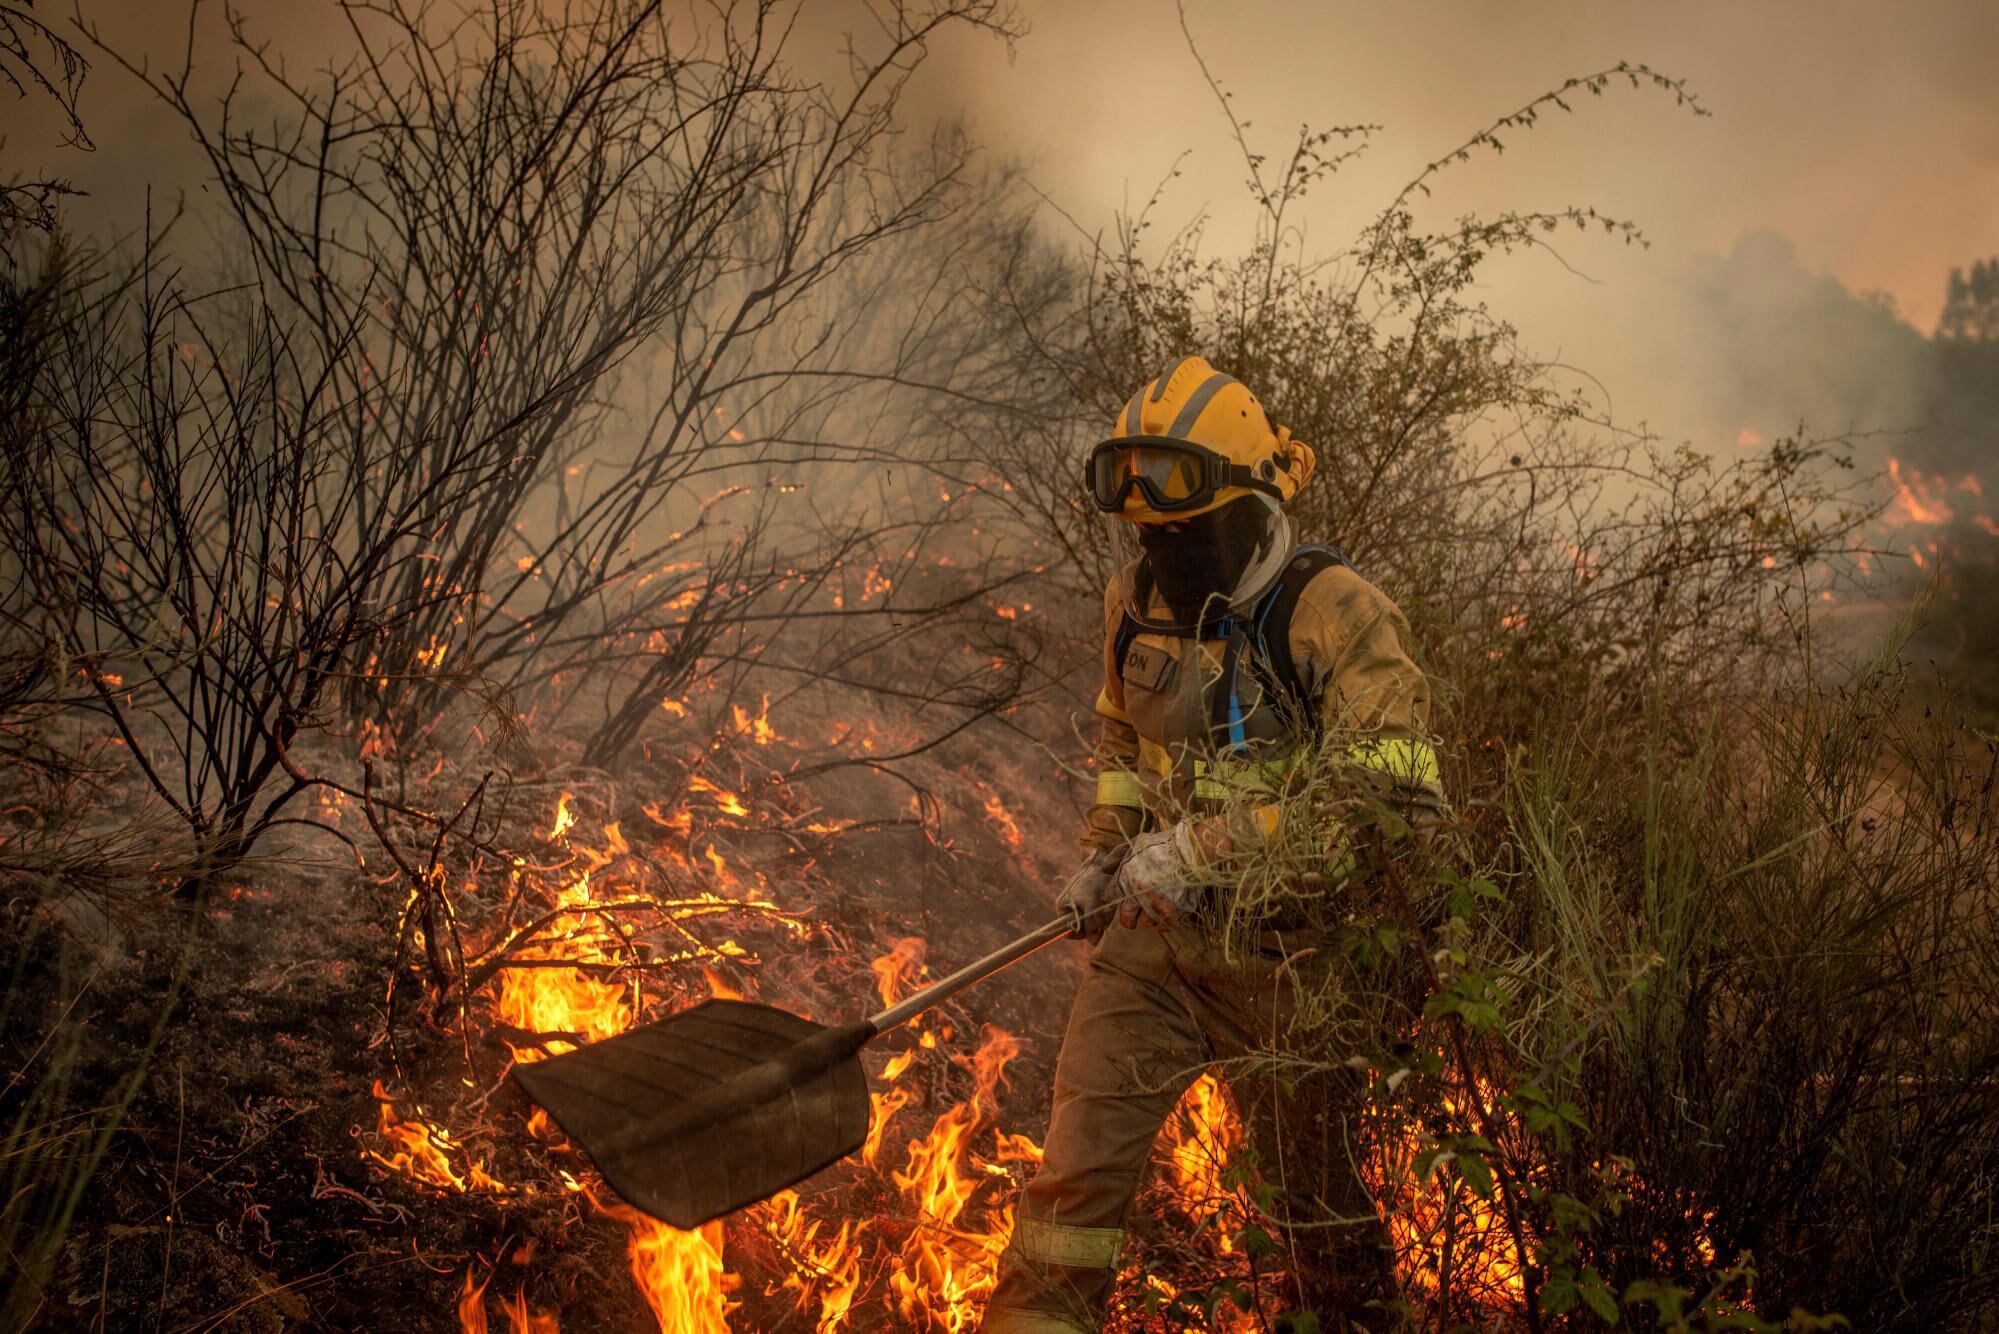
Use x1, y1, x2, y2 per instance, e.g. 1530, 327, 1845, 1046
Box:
1165, 371, 1240, 439
1007, 1217, 1125, 1269
1093, 770, 1144, 808
1121, 385, 1148, 435
1150, 355, 1195, 401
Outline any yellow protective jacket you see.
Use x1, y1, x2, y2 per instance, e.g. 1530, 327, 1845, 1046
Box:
1083, 555, 1443, 853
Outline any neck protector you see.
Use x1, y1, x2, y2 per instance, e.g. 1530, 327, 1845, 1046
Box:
1136, 495, 1283, 626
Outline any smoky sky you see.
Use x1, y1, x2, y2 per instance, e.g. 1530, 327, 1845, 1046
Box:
905, 0, 1999, 444
10, 0, 1997, 447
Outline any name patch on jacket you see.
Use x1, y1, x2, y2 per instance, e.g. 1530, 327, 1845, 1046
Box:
1121, 640, 1176, 695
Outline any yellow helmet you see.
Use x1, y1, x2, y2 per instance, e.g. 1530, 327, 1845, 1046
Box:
1084, 356, 1316, 523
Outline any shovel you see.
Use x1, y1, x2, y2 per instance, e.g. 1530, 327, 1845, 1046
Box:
512, 912, 1082, 1229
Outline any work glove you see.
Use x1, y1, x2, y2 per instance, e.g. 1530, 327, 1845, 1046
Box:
1114, 822, 1205, 930
1057, 846, 1127, 943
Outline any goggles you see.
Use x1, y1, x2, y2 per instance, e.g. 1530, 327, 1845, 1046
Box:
1084, 436, 1285, 515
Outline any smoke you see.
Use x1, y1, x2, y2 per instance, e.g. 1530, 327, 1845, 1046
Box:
1672, 230, 1931, 444
901, 0, 1999, 385
11, 0, 1998, 674
1661, 228, 1999, 684
13, 3, 1999, 431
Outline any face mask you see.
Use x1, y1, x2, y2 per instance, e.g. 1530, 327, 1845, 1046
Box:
1136, 496, 1276, 623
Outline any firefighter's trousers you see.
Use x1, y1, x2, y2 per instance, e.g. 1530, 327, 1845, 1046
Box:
982, 919, 1396, 1332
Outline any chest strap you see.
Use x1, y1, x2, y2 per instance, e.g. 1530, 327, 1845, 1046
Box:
1112, 544, 1354, 742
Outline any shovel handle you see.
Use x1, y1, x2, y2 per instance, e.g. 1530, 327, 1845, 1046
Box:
866, 915, 1074, 1033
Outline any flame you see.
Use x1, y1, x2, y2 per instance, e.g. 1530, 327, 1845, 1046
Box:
1159, 1074, 1247, 1255
1886, 457, 1959, 526
497, 1288, 560, 1333
731, 694, 777, 745
980, 792, 1024, 849
704, 844, 730, 882
1148, 1071, 1534, 1322
493, 866, 635, 1060
866, 1086, 914, 1168
550, 792, 577, 841
1085, 1076, 1260, 1333
612, 1204, 738, 1334
458, 1269, 491, 1333
889, 1026, 1023, 1332
701, 967, 745, 1002
363, 1080, 505, 1193
644, 799, 694, 836
764, 1189, 864, 1331
689, 775, 751, 818
870, 937, 928, 1007
1377, 1079, 1525, 1306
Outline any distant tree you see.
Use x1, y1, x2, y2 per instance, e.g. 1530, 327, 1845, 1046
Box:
1937, 256, 1999, 341
1912, 258, 1999, 694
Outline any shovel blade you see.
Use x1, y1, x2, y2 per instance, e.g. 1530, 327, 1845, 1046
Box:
512, 999, 873, 1229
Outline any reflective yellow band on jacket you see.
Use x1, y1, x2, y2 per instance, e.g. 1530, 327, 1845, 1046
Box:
1141, 739, 1439, 800
1093, 687, 1132, 724
1346, 738, 1440, 786
1093, 769, 1145, 808
1007, 1217, 1124, 1269
1191, 750, 1299, 802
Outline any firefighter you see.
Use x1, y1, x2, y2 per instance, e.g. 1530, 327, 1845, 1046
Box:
982, 357, 1444, 1332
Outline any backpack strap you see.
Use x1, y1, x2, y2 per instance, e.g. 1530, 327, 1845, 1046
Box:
1250, 544, 1354, 731
1207, 615, 1250, 752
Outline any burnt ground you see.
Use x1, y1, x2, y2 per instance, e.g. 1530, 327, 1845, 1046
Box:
16, 685, 1109, 1333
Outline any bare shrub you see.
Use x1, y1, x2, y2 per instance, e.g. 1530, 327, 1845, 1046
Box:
0, 0, 1048, 897
92, 0, 1036, 759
